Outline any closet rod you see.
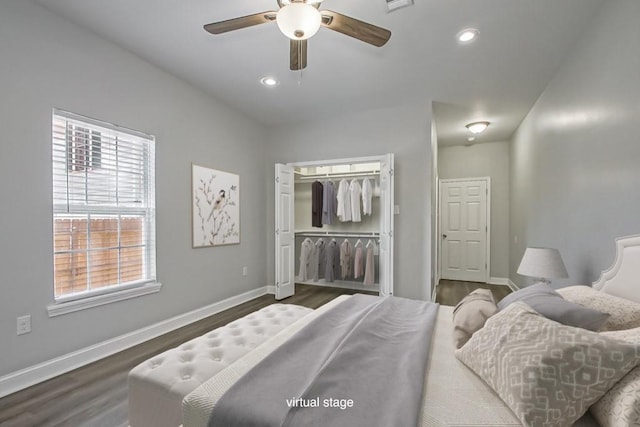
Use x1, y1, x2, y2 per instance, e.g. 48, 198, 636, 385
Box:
295, 170, 380, 180
296, 231, 380, 238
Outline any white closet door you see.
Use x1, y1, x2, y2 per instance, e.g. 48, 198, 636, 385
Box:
379, 153, 394, 296
275, 163, 295, 300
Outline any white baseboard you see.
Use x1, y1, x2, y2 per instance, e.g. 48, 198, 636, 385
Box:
0, 286, 270, 399
266, 285, 276, 294
488, 277, 510, 286
507, 279, 519, 292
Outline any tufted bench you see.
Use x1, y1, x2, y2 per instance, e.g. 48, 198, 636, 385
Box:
128, 303, 313, 427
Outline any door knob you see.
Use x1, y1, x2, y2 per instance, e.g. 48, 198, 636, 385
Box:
442, 234, 447, 239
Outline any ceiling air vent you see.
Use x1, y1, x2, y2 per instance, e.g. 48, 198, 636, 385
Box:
385, 0, 414, 12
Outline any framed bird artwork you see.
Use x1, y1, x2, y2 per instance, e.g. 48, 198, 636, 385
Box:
192, 163, 240, 247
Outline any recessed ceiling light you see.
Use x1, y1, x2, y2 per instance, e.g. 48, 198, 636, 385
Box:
466, 121, 490, 134
457, 28, 479, 43
260, 77, 280, 87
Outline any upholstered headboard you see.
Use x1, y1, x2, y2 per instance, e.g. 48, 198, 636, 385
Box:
593, 234, 640, 304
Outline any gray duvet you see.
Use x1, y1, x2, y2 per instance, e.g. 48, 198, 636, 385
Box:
208, 294, 439, 427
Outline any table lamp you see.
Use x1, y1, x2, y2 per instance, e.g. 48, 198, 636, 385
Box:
517, 247, 568, 286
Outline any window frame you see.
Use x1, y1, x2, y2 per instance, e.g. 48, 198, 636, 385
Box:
48, 109, 160, 316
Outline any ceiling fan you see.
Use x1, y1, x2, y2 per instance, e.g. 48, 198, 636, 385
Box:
204, 0, 391, 70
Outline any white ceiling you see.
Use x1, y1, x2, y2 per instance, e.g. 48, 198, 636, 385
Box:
34, 0, 603, 146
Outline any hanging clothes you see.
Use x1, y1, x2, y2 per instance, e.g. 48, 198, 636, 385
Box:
322, 180, 336, 225
325, 239, 341, 282
353, 239, 364, 279
311, 181, 324, 228
313, 238, 326, 281
350, 179, 362, 222
340, 239, 353, 279
298, 238, 315, 281
336, 178, 352, 222
363, 240, 376, 286
362, 177, 373, 216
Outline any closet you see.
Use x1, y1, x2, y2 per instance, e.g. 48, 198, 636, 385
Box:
275, 154, 394, 300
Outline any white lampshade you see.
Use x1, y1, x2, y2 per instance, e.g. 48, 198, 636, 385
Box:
517, 247, 569, 284
276, 3, 322, 41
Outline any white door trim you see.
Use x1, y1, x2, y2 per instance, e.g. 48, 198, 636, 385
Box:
438, 177, 491, 283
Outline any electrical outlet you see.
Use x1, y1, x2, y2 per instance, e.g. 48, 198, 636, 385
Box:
242, 266, 248, 276
17, 315, 31, 335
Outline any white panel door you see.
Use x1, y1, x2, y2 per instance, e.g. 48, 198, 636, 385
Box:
275, 164, 295, 300
378, 153, 394, 296
440, 179, 489, 282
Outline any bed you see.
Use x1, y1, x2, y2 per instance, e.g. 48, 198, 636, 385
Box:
180, 235, 640, 427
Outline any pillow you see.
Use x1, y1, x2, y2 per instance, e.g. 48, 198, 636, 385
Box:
452, 288, 498, 349
557, 285, 640, 331
497, 283, 609, 331
455, 302, 640, 427
590, 327, 640, 427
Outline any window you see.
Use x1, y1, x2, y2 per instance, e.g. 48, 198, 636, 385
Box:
52, 109, 156, 301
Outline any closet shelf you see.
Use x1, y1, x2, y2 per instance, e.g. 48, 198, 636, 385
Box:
294, 170, 380, 181
296, 230, 380, 238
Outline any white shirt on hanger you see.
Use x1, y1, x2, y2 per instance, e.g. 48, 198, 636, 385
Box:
349, 179, 362, 222
298, 238, 315, 281
362, 177, 373, 216
336, 178, 352, 222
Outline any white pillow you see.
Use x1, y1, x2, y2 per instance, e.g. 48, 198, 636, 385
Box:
557, 285, 640, 331
590, 327, 640, 427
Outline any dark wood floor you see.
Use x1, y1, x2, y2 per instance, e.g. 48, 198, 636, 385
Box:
435, 279, 512, 306
0, 281, 505, 427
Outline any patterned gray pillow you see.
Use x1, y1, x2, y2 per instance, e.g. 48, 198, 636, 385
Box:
557, 285, 640, 331
590, 327, 640, 427
498, 283, 609, 331
455, 302, 640, 427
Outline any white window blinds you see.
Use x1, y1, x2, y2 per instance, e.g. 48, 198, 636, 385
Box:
52, 109, 156, 299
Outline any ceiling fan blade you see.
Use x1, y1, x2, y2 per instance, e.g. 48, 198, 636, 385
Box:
290, 39, 308, 70
204, 12, 277, 35
320, 10, 391, 47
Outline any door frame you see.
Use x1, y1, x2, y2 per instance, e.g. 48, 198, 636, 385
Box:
438, 177, 491, 283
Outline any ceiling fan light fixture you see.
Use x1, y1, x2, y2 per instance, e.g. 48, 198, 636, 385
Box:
466, 121, 490, 134
279, 0, 322, 4
276, 3, 322, 40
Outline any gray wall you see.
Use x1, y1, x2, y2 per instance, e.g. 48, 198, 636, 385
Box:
0, 1, 268, 376
509, 0, 640, 288
266, 103, 434, 301
439, 141, 511, 279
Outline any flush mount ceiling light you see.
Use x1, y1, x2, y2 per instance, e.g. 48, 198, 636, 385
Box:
466, 121, 490, 134
276, 3, 322, 40
260, 76, 280, 87
457, 28, 479, 43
